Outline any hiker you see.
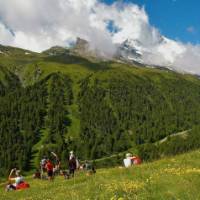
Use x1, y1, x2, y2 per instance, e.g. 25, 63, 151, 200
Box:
32, 169, 41, 179
131, 156, 142, 165
76, 157, 80, 170
45, 159, 54, 181
60, 170, 70, 179
123, 153, 132, 168
6, 168, 29, 191
51, 152, 61, 175
83, 160, 96, 176
40, 156, 47, 179
69, 154, 77, 177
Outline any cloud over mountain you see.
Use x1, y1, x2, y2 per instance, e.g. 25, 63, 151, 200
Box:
0, 0, 200, 74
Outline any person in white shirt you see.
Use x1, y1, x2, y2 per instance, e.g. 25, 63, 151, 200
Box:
123, 153, 133, 168
6, 168, 24, 191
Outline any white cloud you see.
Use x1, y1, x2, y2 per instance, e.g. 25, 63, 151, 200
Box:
0, 0, 199, 74
0, 22, 14, 46
174, 44, 200, 74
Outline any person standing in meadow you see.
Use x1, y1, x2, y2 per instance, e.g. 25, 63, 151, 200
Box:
68, 151, 77, 177
45, 159, 54, 181
40, 156, 47, 179
51, 152, 61, 175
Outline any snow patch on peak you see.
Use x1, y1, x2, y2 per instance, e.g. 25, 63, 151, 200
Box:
116, 35, 187, 73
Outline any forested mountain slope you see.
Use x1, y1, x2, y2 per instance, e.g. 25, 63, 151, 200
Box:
1, 45, 200, 175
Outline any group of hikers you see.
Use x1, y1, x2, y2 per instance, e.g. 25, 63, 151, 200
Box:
6, 150, 96, 192
5, 151, 141, 192
37, 151, 88, 180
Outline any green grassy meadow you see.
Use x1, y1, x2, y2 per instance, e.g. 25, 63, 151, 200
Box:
1, 150, 200, 200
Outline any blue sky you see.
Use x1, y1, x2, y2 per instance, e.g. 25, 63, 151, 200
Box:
104, 0, 200, 44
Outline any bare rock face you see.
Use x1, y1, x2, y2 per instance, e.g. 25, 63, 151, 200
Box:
72, 37, 102, 61
73, 37, 90, 53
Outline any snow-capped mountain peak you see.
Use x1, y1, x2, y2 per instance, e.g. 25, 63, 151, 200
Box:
116, 35, 187, 72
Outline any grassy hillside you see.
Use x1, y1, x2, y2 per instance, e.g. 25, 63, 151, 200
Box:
1, 150, 200, 200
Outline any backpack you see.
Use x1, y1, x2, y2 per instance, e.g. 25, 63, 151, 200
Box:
16, 182, 30, 190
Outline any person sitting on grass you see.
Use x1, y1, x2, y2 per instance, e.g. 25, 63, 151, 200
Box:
32, 169, 41, 179
60, 170, 70, 179
6, 168, 25, 191
45, 159, 54, 181
83, 161, 96, 176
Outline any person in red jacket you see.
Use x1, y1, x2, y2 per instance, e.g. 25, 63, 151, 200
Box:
45, 159, 54, 181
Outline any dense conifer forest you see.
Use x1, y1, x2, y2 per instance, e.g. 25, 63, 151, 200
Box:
1, 46, 200, 175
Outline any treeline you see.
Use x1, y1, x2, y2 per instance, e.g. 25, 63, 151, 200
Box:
77, 76, 132, 159
38, 73, 73, 165
0, 74, 47, 175
138, 125, 200, 161
77, 71, 200, 160
0, 72, 73, 175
